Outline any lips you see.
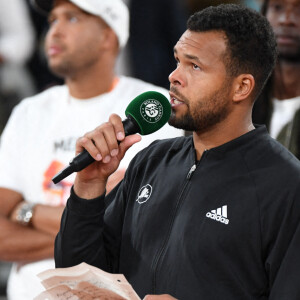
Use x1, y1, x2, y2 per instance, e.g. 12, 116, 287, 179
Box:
171, 98, 183, 105
169, 92, 184, 107
276, 34, 298, 46
47, 45, 63, 56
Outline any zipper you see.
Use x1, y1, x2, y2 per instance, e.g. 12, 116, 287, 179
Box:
151, 151, 207, 293
187, 164, 196, 180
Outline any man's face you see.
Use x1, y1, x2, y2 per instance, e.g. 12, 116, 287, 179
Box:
266, 0, 300, 62
45, 0, 109, 78
168, 30, 234, 133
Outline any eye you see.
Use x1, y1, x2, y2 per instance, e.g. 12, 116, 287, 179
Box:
69, 16, 78, 23
269, 3, 283, 12
48, 17, 58, 26
192, 64, 200, 70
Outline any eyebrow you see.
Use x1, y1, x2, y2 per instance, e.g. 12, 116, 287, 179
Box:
173, 47, 202, 65
48, 9, 86, 21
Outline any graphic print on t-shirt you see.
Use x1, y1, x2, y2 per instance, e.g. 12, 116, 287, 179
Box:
43, 160, 72, 206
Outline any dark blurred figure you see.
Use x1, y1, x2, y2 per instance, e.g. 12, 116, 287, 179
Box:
25, 0, 63, 92
0, 0, 36, 134
121, 0, 255, 91
253, 0, 300, 159
186, 0, 240, 14
128, 0, 188, 89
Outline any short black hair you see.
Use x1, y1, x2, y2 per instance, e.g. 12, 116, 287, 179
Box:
187, 4, 277, 100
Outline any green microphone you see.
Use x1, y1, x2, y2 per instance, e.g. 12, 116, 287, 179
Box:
52, 91, 171, 184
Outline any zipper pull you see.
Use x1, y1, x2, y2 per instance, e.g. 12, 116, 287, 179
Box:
187, 164, 196, 180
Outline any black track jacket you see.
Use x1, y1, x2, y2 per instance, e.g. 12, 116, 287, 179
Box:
55, 126, 300, 299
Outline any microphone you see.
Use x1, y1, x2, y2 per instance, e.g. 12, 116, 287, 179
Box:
52, 91, 171, 184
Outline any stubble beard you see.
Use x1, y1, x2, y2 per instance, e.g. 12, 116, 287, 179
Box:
48, 52, 99, 79
277, 38, 300, 63
48, 59, 74, 79
168, 83, 232, 133
278, 50, 300, 63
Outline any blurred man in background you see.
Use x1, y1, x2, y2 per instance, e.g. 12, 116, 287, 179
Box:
0, 0, 182, 299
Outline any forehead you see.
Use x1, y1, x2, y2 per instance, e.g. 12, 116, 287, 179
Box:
174, 30, 227, 62
50, 0, 107, 27
52, 0, 81, 12
268, 0, 300, 5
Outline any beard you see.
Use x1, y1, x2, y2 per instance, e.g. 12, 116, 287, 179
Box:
168, 81, 232, 133
47, 50, 99, 79
278, 50, 300, 63
48, 61, 71, 78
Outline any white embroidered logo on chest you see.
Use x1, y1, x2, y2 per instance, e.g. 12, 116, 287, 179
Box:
136, 184, 152, 204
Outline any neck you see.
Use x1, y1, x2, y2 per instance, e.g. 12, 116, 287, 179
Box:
65, 58, 117, 99
192, 116, 254, 160
273, 60, 300, 100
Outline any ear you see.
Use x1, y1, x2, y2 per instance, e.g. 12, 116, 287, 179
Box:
98, 27, 119, 53
232, 74, 255, 103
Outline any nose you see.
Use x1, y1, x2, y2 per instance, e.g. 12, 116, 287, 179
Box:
168, 66, 184, 87
278, 6, 297, 26
47, 20, 64, 39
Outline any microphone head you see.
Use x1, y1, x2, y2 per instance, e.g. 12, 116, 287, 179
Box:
125, 91, 171, 135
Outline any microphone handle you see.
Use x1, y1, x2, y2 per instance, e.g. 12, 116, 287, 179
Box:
52, 116, 140, 184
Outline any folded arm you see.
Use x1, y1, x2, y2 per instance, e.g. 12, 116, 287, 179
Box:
0, 187, 64, 263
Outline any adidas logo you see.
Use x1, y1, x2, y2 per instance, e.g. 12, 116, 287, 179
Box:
206, 205, 229, 225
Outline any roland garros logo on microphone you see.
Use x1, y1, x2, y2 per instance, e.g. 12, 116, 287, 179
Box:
140, 99, 163, 123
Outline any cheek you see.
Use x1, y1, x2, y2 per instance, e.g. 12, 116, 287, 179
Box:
72, 30, 101, 53
188, 79, 211, 102
44, 39, 49, 54
44, 33, 52, 50
265, 12, 278, 27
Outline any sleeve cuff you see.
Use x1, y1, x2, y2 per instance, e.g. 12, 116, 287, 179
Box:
67, 186, 106, 216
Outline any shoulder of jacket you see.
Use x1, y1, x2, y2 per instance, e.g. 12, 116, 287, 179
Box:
134, 136, 191, 162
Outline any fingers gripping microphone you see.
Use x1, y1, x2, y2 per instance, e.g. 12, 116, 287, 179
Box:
52, 91, 171, 184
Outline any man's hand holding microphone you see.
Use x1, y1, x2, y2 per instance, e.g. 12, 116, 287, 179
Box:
74, 113, 141, 199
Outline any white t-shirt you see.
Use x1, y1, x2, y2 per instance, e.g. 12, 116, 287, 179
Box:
269, 96, 300, 139
0, 76, 183, 300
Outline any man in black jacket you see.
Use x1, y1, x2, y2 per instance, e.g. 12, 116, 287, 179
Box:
55, 4, 300, 300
